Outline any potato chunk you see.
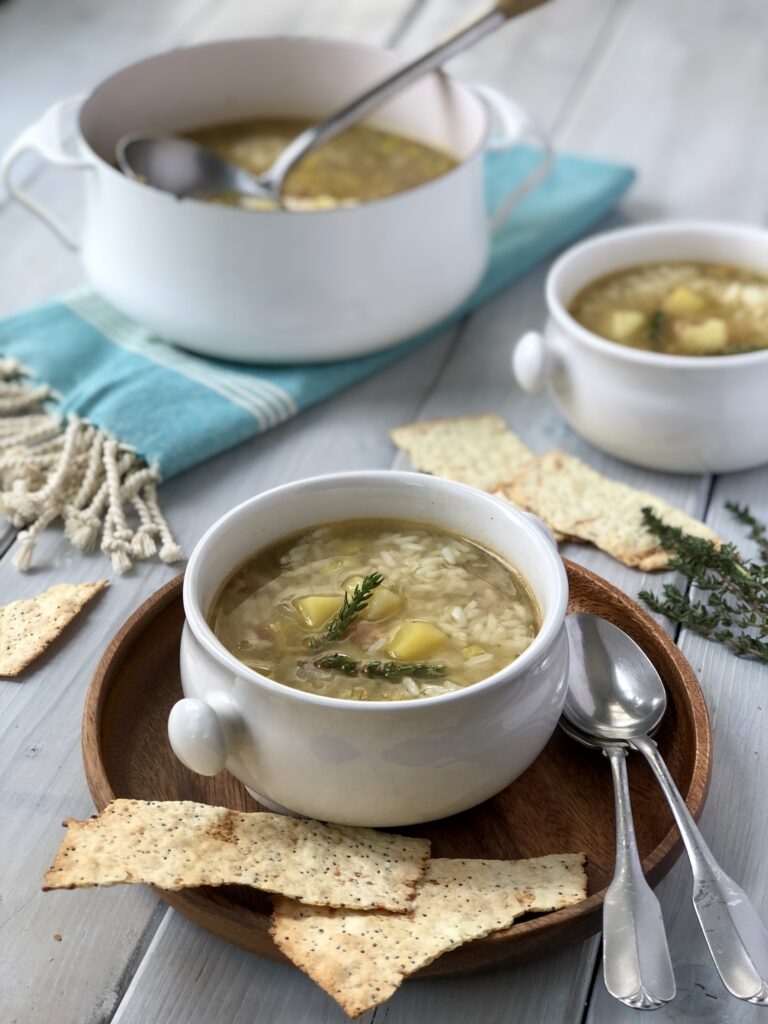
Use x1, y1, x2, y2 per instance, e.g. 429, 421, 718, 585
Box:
662, 285, 704, 315
344, 577, 402, 621
293, 595, 341, 629
605, 310, 646, 341
388, 621, 448, 660
676, 318, 728, 353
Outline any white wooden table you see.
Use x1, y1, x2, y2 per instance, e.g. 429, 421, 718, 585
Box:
1, 1, 767, 1021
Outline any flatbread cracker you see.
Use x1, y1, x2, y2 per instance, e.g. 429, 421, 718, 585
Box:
271, 853, 587, 1018
0, 580, 107, 677
390, 414, 535, 490
497, 451, 720, 571
43, 799, 429, 911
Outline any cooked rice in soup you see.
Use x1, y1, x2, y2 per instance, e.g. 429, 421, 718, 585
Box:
570, 261, 768, 355
209, 520, 540, 701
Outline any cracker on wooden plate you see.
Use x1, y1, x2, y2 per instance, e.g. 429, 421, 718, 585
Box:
0, 580, 107, 677
43, 799, 429, 911
496, 451, 720, 571
390, 414, 535, 491
271, 853, 587, 1018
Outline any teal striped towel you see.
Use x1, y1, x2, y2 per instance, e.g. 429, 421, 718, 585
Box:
0, 146, 633, 571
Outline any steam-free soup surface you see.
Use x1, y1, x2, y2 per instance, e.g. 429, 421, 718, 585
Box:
570, 262, 768, 355
209, 520, 540, 701
185, 118, 457, 210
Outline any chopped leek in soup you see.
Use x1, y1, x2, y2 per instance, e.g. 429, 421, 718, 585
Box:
208, 520, 540, 701
184, 118, 457, 210
570, 262, 768, 355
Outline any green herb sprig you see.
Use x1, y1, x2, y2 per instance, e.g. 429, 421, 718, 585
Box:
314, 653, 446, 680
323, 572, 384, 643
639, 504, 768, 663
648, 310, 666, 347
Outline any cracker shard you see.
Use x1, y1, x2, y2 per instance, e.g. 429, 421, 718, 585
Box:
271, 853, 587, 1018
42, 799, 429, 912
390, 414, 535, 491
0, 580, 108, 677
496, 451, 720, 571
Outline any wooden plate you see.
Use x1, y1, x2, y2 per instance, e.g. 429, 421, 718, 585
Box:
82, 563, 711, 977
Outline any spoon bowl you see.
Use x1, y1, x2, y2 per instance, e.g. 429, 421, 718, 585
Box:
116, 134, 269, 203
564, 613, 667, 742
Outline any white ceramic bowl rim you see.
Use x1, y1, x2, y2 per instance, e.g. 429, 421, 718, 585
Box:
547, 219, 768, 369
183, 471, 569, 712
78, 35, 493, 219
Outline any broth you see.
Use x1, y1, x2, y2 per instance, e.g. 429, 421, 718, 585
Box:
185, 117, 457, 210
570, 261, 768, 356
209, 519, 540, 701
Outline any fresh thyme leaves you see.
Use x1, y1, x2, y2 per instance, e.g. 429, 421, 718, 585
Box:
313, 653, 359, 676
313, 654, 446, 680
323, 572, 384, 643
648, 310, 666, 347
639, 505, 768, 663
365, 661, 446, 680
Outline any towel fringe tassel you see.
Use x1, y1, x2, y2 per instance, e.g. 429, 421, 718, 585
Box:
0, 359, 183, 573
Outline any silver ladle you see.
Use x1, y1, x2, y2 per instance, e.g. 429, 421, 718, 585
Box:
117, 0, 550, 205
564, 612, 768, 1006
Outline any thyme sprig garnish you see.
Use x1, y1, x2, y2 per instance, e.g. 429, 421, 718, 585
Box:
648, 310, 666, 347
639, 505, 768, 663
323, 572, 384, 643
314, 653, 446, 680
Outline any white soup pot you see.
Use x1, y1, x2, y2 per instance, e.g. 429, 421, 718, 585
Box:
1, 37, 548, 364
170, 471, 569, 827
512, 220, 768, 473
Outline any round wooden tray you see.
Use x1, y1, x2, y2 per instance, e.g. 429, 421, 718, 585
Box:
82, 563, 711, 977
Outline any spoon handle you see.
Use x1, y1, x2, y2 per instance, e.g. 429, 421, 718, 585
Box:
632, 734, 768, 1003
602, 746, 676, 1009
261, 0, 549, 193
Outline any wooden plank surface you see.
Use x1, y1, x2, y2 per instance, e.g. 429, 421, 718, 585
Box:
1, 0, 767, 1021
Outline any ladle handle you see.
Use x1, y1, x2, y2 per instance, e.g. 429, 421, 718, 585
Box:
260, 0, 551, 193
602, 746, 676, 1009
632, 734, 768, 1004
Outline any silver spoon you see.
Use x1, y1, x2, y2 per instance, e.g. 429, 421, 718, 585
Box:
117, 0, 550, 205
562, 621, 675, 1010
565, 612, 768, 1005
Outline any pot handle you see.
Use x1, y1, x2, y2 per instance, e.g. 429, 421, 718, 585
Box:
1, 95, 92, 251
472, 83, 554, 233
168, 693, 246, 777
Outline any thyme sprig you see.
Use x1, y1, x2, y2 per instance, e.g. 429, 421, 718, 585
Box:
648, 310, 666, 347
314, 653, 446, 680
323, 572, 384, 643
639, 505, 768, 663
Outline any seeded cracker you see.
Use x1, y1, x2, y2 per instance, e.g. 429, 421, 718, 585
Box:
390, 414, 535, 491
43, 799, 429, 911
271, 853, 587, 1018
0, 580, 107, 677
497, 451, 720, 570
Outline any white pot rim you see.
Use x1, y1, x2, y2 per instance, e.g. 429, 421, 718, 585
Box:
183, 470, 569, 712
547, 219, 768, 369
77, 34, 493, 219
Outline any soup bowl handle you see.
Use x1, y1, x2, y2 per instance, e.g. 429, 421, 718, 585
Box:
0, 95, 93, 251
168, 692, 246, 777
512, 329, 552, 392
471, 83, 555, 233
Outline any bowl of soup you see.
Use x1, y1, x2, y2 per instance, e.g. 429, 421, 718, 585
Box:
511, 220, 768, 473
171, 471, 569, 826
1, 37, 533, 363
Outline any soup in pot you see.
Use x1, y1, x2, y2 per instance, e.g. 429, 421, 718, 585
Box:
185, 118, 458, 210
208, 519, 540, 701
570, 262, 768, 356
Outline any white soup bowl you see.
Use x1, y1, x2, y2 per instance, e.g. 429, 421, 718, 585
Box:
512, 220, 768, 473
170, 471, 569, 826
